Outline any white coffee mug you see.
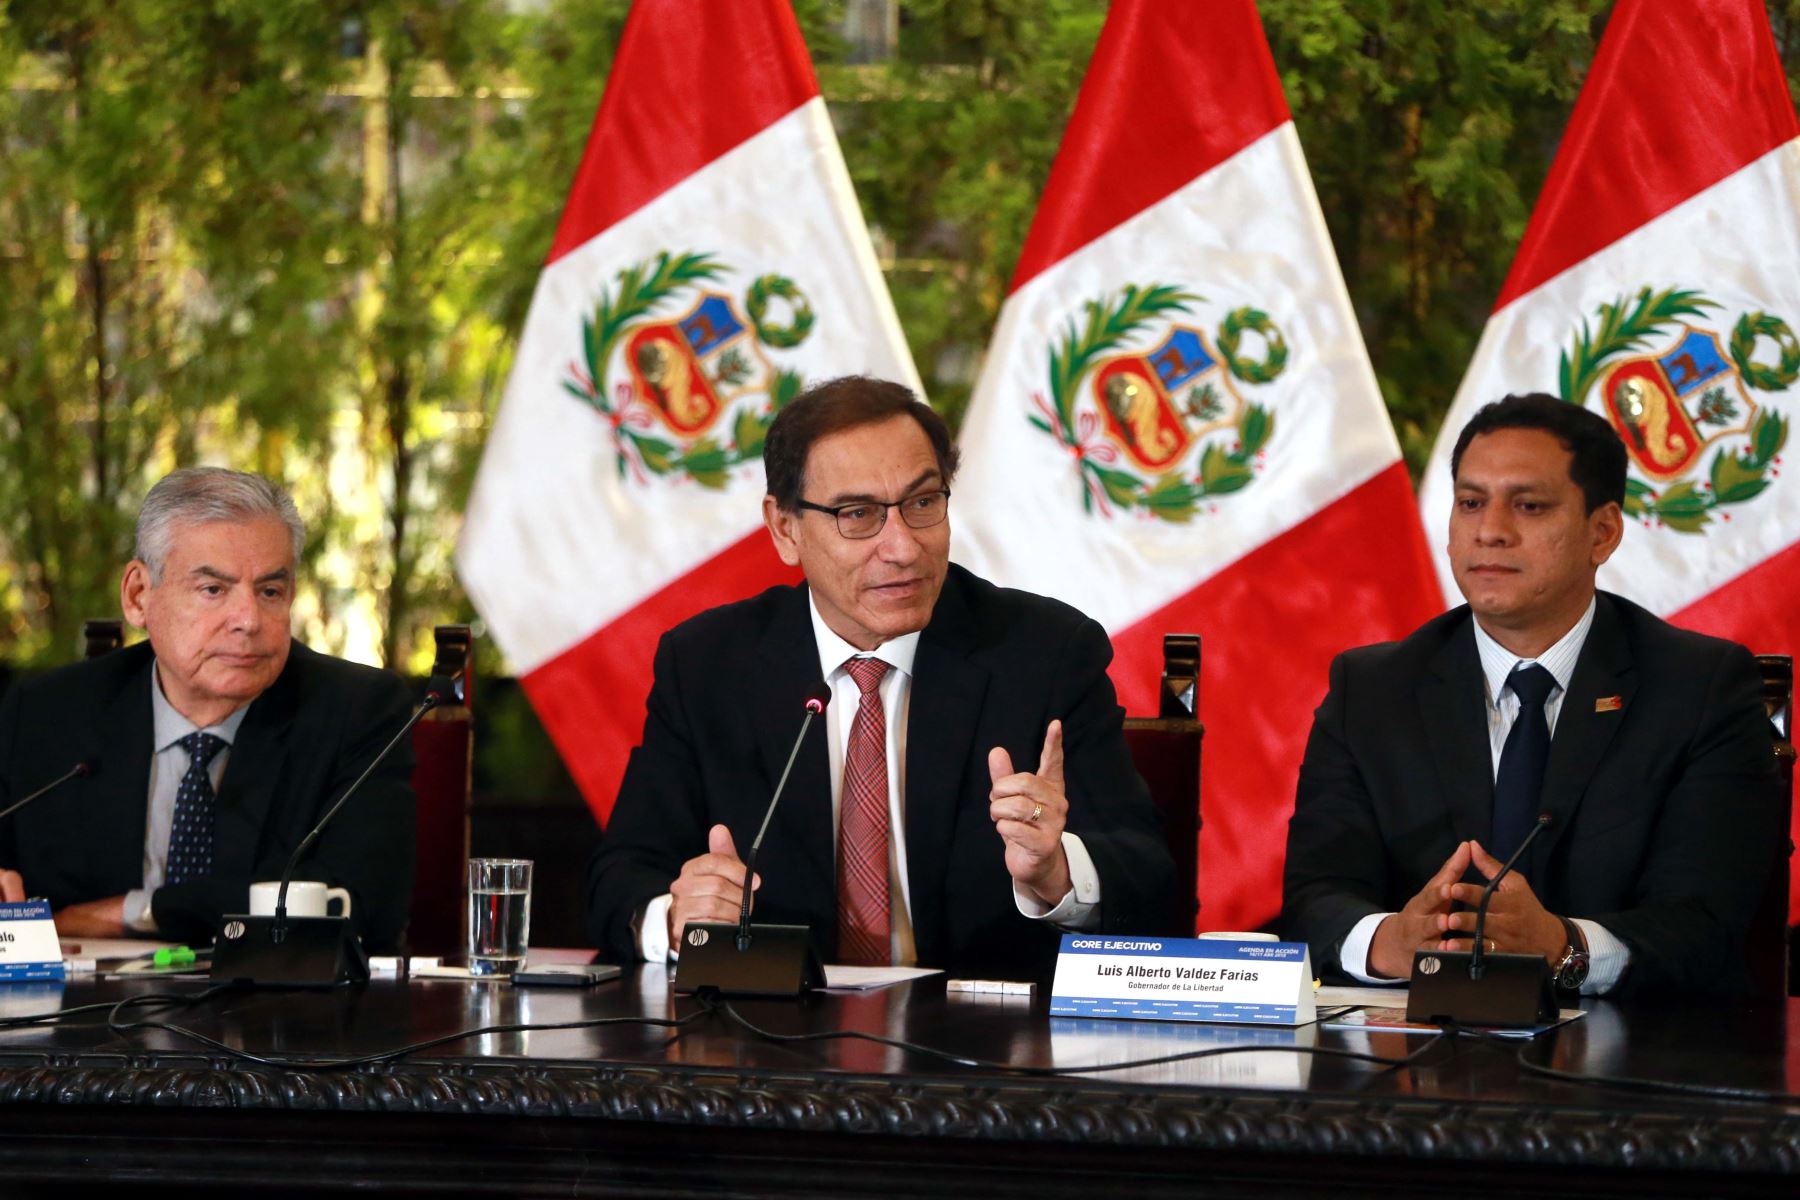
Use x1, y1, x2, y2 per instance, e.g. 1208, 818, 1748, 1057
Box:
248, 880, 351, 919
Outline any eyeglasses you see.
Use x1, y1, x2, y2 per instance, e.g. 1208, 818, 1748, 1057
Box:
794, 489, 951, 539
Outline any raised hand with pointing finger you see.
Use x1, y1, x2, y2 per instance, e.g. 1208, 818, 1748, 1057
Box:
988, 720, 1072, 906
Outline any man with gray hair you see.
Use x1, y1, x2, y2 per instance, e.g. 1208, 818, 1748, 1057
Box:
0, 468, 416, 949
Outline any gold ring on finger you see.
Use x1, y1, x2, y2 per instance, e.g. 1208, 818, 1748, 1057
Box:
1028, 802, 1043, 824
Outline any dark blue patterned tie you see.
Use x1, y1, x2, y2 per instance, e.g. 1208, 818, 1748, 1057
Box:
1492, 664, 1558, 859
166, 732, 227, 885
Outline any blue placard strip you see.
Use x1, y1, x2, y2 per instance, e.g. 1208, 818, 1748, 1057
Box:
1048, 995, 1298, 1022
0, 962, 65, 982
1058, 935, 1305, 961
0, 900, 52, 922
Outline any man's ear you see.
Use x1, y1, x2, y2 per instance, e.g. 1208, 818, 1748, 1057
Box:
1589, 500, 1624, 567
120, 561, 153, 628
763, 496, 802, 567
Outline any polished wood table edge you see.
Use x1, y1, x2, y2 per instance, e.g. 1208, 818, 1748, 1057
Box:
1, 1048, 1797, 1177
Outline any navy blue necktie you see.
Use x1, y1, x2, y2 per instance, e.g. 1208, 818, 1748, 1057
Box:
166, 732, 228, 885
1492, 664, 1558, 859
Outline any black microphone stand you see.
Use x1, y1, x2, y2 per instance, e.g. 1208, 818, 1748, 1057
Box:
676, 685, 830, 998
1468, 813, 1553, 981
272, 682, 455, 941
0, 761, 94, 824
212, 660, 468, 988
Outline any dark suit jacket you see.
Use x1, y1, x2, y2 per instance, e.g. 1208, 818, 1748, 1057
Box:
1279, 592, 1783, 995
0, 640, 416, 951
584, 564, 1177, 977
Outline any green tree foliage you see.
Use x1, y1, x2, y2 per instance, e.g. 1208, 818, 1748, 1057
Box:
0, 0, 363, 663
1259, 0, 1609, 471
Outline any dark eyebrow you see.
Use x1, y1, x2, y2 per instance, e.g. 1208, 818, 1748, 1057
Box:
824, 469, 941, 507
189, 566, 293, 585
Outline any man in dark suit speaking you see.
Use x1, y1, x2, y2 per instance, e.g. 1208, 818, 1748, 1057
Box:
586, 377, 1176, 976
0, 468, 414, 949
1281, 394, 1783, 996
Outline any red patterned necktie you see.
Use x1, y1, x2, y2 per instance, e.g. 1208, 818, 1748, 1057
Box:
837, 657, 892, 965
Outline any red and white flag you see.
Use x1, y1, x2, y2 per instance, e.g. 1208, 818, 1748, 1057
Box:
951, 0, 1443, 933
458, 1, 919, 821
1419, 0, 1800, 912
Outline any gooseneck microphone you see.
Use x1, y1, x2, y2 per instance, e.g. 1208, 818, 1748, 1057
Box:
1407, 812, 1563, 1027
1468, 813, 1553, 980
272, 671, 464, 936
213, 655, 468, 988
675, 683, 830, 997
0, 761, 96, 824
736, 683, 832, 951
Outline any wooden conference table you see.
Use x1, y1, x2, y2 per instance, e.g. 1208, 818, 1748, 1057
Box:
0, 965, 1793, 1197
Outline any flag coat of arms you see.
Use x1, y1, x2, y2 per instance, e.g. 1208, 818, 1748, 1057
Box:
1418, 0, 1800, 914
950, 0, 1444, 933
457, 0, 920, 821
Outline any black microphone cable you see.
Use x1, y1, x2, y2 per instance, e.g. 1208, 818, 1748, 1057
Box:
1440, 1022, 1800, 1107
696, 993, 1451, 1078
103, 985, 714, 1070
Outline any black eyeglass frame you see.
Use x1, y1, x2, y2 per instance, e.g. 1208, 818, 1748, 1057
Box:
792, 489, 952, 539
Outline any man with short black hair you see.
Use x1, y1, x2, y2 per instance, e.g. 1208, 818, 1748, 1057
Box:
586, 376, 1177, 975
1281, 393, 1783, 996
0, 467, 415, 949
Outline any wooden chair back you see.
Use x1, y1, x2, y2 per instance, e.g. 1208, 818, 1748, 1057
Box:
406, 625, 475, 956
1122, 634, 1203, 936
1751, 654, 1794, 997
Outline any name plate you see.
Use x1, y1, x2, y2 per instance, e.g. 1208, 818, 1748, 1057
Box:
0, 901, 65, 983
1049, 935, 1313, 1025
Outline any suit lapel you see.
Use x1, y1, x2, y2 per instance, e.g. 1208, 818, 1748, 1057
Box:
1418, 617, 1494, 846
89, 649, 158, 889
1533, 596, 1635, 874
213, 651, 299, 880
903, 574, 988, 961
754, 588, 835, 903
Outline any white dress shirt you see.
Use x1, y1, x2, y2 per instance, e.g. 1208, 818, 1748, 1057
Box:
638, 593, 1102, 962
1338, 597, 1629, 994
122, 664, 251, 933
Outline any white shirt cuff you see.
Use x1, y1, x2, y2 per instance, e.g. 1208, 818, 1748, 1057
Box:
637, 893, 675, 962
1338, 911, 1402, 984
1012, 832, 1101, 929
1572, 918, 1628, 995
123, 888, 158, 934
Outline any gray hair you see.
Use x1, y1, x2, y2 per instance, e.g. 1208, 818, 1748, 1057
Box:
134, 467, 305, 583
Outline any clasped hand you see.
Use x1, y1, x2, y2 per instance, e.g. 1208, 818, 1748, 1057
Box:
1368, 840, 1567, 979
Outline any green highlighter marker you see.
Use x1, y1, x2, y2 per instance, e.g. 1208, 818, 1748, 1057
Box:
153, 946, 196, 968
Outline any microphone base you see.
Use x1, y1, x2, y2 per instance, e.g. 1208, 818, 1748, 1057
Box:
673, 923, 824, 998
1405, 949, 1557, 1028
210, 915, 370, 987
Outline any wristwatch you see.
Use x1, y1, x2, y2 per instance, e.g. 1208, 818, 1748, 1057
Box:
1553, 916, 1590, 992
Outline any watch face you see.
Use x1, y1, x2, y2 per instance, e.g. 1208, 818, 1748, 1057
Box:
1557, 952, 1589, 991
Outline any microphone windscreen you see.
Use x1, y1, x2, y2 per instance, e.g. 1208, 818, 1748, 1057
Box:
804, 682, 832, 713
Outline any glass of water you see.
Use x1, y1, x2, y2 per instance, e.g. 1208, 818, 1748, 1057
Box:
467, 858, 532, 976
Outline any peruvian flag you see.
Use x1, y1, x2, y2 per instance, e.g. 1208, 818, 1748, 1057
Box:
457, 1, 920, 822
1420, 0, 1800, 913
950, 0, 1443, 933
